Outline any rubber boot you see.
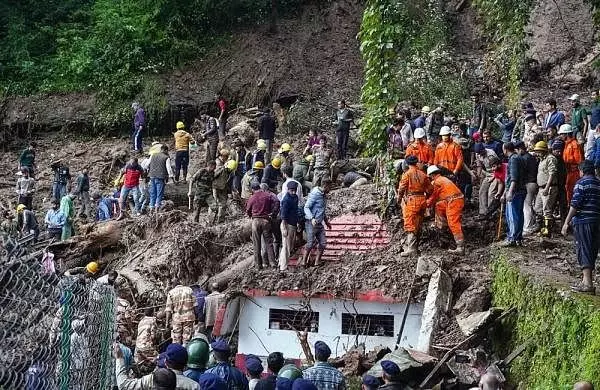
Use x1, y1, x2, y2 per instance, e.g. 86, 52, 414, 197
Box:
448, 239, 465, 255
540, 217, 551, 237
401, 233, 417, 257
192, 208, 200, 223
314, 249, 324, 266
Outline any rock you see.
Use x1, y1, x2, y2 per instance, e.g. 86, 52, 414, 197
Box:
415, 255, 441, 277
416, 269, 452, 354
366, 348, 435, 382
456, 310, 494, 336
453, 280, 491, 314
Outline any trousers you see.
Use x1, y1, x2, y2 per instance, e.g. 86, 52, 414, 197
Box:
175, 150, 190, 181
402, 195, 426, 233
171, 320, 194, 345
149, 178, 165, 209
206, 137, 219, 163
506, 191, 526, 242
252, 218, 275, 267
133, 127, 143, 152
120, 185, 141, 213
534, 186, 558, 219
278, 223, 297, 271
523, 182, 539, 233
574, 221, 600, 269
336, 128, 350, 160
305, 220, 326, 250
434, 197, 464, 241
478, 176, 498, 215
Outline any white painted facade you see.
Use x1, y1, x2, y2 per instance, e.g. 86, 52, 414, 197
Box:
237, 296, 424, 359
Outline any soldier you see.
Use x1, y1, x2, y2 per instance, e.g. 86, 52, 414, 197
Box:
134, 308, 158, 366
116, 289, 135, 346
241, 162, 265, 202
311, 136, 334, 187
165, 280, 198, 345
205, 340, 249, 390
184, 337, 210, 382
188, 161, 217, 223
212, 159, 238, 223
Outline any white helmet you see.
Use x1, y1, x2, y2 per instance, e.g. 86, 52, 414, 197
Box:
558, 124, 573, 134
439, 126, 452, 136
414, 127, 426, 139
427, 165, 441, 176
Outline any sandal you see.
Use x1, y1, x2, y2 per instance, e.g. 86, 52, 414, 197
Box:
571, 282, 596, 295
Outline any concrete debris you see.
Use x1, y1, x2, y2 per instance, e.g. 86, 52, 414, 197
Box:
367, 348, 436, 386
417, 269, 453, 354
456, 310, 495, 337
415, 255, 442, 278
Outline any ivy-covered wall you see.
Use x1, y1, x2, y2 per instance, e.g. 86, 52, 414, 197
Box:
492, 255, 600, 389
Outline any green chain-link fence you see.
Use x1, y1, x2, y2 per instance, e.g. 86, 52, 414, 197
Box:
0, 256, 116, 389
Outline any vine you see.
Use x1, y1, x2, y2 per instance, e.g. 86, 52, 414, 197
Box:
358, 0, 469, 156
471, 0, 534, 107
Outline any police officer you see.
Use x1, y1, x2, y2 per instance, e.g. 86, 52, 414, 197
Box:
205, 339, 248, 390
189, 161, 217, 223
184, 337, 210, 382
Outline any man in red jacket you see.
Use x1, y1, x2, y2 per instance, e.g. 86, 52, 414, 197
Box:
118, 157, 145, 219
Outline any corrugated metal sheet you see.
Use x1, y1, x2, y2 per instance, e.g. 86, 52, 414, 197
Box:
291, 213, 390, 263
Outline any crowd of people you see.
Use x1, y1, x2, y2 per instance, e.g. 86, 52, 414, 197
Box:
391, 92, 600, 295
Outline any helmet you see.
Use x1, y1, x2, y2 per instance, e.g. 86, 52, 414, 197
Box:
427, 165, 441, 176
414, 128, 426, 139
558, 124, 573, 134
257, 139, 267, 151
16, 204, 26, 212
533, 141, 548, 152
272, 158, 282, 169
86, 262, 99, 274
439, 126, 451, 136
279, 143, 292, 153
253, 161, 265, 170
568, 94, 580, 102
226, 160, 238, 171
187, 338, 210, 369
278, 364, 303, 380
305, 155, 314, 162
176, 121, 185, 130
220, 149, 230, 157
421, 106, 431, 114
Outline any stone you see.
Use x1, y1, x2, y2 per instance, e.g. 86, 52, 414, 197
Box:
456, 310, 494, 336
453, 280, 491, 314
415, 255, 441, 277
416, 269, 452, 353
366, 348, 434, 381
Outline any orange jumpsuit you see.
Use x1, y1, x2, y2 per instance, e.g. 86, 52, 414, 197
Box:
427, 175, 464, 241
405, 141, 434, 166
563, 138, 583, 204
397, 166, 432, 233
434, 141, 464, 174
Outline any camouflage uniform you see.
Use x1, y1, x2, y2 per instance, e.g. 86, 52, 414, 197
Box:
212, 166, 230, 223
165, 285, 197, 345
134, 315, 158, 364
116, 297, 134, 345
312, 146, 333, 187
191, 168, 215, 222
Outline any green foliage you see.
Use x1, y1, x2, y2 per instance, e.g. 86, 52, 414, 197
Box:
0, 0, 308, 124
472, 0, 534, 108
358, 0, 469, 156
492, 255, 600, 389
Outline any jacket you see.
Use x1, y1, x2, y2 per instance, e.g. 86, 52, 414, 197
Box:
175, 130, 194, 151
257, 114, 277, 140
433, 141, 463, 173
116, 357, 200, 389
123, 164, 144, 188
205, 362, 249, 390
148, 152, 172, 180
427, 176, 463, 207
261, 165, 282, 190
212, 166, 230, 191
405, 141, 434, 165
304, 187, 327, 223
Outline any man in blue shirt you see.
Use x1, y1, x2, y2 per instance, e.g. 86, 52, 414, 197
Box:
205, 339, 248, 390
45, 198, 66, 240
303, 341, 345, 390
543, 98, 565, 130
300, 179, 333, 267
279, 181, 299, 272
501, 142, 526, 246
562, 160, 600, 294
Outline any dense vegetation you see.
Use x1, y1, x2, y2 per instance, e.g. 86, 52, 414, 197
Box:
357, 0, 469, 156
493, 256, 600, 388
0, 0, 303, 100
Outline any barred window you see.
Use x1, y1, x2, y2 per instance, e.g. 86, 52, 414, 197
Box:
268, 309, 319, 332
341, 313, 394, 336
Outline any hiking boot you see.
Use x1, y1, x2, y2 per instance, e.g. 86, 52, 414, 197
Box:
571, 282, 595, 295
448, 242, 464, 255
501, 241, 517, 248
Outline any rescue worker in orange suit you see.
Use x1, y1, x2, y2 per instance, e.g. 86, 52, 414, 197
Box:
405, 127, 434, 169
433, 126, 463, 177
559, 124, 584, 204
426, 165, 465, 254
397, 155, 433, 256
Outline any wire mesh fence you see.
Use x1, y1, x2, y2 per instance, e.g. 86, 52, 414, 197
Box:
0, 253, 117, 390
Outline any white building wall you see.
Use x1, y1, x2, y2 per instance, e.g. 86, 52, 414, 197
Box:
237, 296, 424, 359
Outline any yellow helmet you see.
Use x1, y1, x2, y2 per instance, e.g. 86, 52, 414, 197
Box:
86, 262, 100, 274
279, 143, 292, 153
176, 121, 185, 130
304, 155, 314, 162
219, 149, 230, 157
253, 161, 265, 170
272, 158, 282, 169
226, 159, 238, 171
533, 141, 548, 152
257, 139, 267, 151
16, 204, 26, 212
